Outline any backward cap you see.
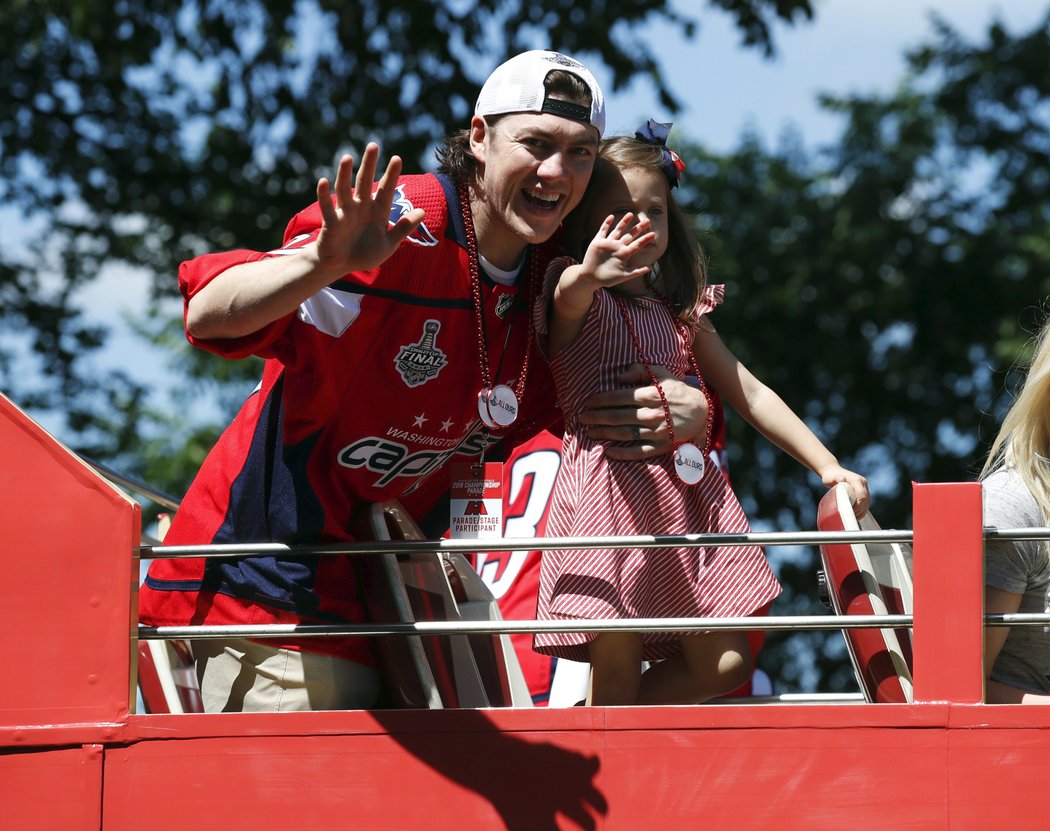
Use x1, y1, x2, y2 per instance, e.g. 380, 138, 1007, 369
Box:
475, 50, 606, 136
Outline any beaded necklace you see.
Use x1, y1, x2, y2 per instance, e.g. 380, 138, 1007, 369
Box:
614, 294, 714, 485
459, 185, 539, 430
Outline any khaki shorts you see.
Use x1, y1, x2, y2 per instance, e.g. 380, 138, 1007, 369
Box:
192, 638, 381, 712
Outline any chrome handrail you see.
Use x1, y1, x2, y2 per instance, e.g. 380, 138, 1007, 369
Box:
84, 457, 182, 511
139, 526, 1050, 559
137, 612, 1049, 641
141, 529, 913, 559
983, 527, 1050, 542
139, 613, 915, 640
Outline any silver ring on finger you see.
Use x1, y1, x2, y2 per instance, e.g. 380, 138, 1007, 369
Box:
630, 425, 642, 441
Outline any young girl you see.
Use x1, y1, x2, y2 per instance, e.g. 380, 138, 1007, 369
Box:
533, 121, 870, 706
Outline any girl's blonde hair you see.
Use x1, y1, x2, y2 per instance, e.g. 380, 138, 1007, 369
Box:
563, 136, 708, 328
981, 316, 1050, 518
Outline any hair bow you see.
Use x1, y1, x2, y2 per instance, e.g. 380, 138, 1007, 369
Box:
635, 119, 686, 189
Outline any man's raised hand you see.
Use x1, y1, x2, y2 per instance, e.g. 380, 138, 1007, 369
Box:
314, 143, 426, 275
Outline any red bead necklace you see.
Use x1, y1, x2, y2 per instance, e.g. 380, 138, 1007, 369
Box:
459, 185, 539, 430
614, 294, 714, 485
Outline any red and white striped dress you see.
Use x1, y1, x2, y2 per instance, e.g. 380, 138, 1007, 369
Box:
533, 262, 781, 662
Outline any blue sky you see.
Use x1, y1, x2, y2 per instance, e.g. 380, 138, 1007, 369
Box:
50, 1, 1050, 420
599, 0, 1046, 151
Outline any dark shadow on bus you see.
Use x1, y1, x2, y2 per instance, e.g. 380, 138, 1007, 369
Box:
368, 707, 608, 831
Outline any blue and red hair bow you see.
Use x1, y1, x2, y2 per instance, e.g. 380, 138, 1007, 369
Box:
635, 119, 686, 189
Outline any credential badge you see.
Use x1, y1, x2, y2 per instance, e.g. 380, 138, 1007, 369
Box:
395, 319, 448, 387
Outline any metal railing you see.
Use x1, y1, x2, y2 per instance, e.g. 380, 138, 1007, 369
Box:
139, 529, 913, 559
93, 460, 1050, 653
135, 529, 1050, 641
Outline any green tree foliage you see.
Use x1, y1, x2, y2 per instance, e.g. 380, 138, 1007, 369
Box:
0, 0, 813, 494
674, 11, 1050, 689
6, 1, 1050, 692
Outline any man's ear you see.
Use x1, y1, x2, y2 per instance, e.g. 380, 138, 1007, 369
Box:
469, 115, 488, 164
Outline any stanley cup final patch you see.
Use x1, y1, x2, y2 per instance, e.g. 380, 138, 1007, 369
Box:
395, 319, 448, 387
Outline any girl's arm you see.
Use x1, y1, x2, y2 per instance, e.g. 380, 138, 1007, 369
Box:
692, 325, 870, 517
547, 214, 654, 356
548, 264, 601, 356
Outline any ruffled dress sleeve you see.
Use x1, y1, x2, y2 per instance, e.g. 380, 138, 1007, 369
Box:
691, 283, 725, 331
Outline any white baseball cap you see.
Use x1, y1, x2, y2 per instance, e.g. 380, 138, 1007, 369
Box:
475, 50, 606, 136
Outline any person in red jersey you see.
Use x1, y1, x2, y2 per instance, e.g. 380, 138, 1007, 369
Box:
139, 52, 713, 712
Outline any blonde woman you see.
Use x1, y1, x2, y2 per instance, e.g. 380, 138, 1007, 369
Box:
981, 318, 1050, 703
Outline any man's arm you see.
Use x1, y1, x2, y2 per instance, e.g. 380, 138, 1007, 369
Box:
579, 365, 708, 460
186, 144, 424, 341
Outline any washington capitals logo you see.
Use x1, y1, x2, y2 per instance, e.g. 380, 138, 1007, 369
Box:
395, 320, 448, 387
390, 186, 439, 247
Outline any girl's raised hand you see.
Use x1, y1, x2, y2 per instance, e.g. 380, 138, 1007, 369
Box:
578, 213, 656, 288
314, 143, 425, 275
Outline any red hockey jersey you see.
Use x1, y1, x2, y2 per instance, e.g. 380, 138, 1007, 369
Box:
140, 174, 561, 663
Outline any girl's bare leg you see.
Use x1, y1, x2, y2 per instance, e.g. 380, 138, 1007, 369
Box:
587, 632, 644, 706
635, 631, 752, 705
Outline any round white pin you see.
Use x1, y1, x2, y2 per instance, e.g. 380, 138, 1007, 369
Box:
478, 388, 497, 428
482, 383, 519, 428
673, 442, 706, 486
